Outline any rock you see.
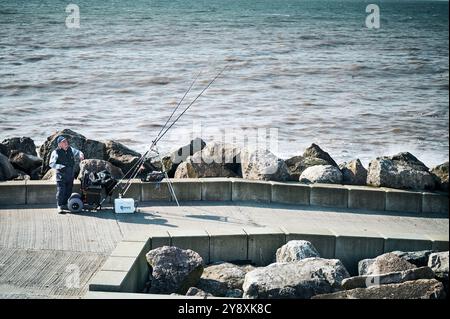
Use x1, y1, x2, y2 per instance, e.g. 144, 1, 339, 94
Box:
342, 267, 435, 290
84, 139, 107, 161
285, 156, 330, 181
225, 289, 243, 298
303, 143, 338, 167
339, 159, 368, 185
147, 159, 162, 172
358, 258, 375, 276
366, 152, 437, 190
13, 169, 30, 181
203, 263, 255, 290
196, 262, 255, 297
185, 287, 212, 297
0, 144, 7, 156
241, 149, 289, 181
174, 142, 241, 178
359, 251, 434, 276
39, 129, 106, 176
428, 251, 449, 294
391, 250, 434, 267
428, 251, 449, 273
365, 253, 417, 276
431, 162, 449, 191
146, 246, 204, 295
78, 159, 124, 179
104, 140, 141, 174
242, 258, 350, 299
42, 168, 57, 181
0, 153, 18, 181
162, 138, 206, 177
299, 165, 343, 184
1, 137, 37, 156
196, 278, 228, 297
313, 279, 446, 299
29, 167, 41, 180
276, 240, 320, 263
8, 151, 42, 174
285, 144, 338, 181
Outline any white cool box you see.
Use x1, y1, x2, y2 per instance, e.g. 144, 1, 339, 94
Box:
114, 198, 136, 214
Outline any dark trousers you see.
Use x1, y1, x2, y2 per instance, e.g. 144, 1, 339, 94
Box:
56, 167, 74, 207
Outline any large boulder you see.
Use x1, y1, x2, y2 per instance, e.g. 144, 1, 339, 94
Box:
8, 151, 42, 175
342, 266, 435, 290
84, 139, 107, 161
174, 142, 241, 178
364, 253, 417, 276
391, 250, 435, 267
339, 159, 368, 185
242, 258, 350, 299
241, 149, 289, 181
0, 144, 7, 156
13, 169, 30, 181
146, 246, 204, 295
303, 143, 338, 167
1, 137, 37, 156
285, 156, 330, 181
366, 152, 437, 190
185, 287, 212, 297
276, 240, 320, 263
0, 153, 18, 181
358, 258, 375, 276
196, 262, 254, 297
285, 144, 338, 180
78, 159, 123, 179
312, 279, 446, 299
359, 251, 434, 275
104, 140, 141, 174
162, 138, 206, 177
42, 168, 57, 181
29, 167, 41, 180
428, 251, 449, 274
39, 129, 106, 176
299, 165, 343, 184
428, 251, 449, 293
431, 162, 448, 191
224, 289, 245, 298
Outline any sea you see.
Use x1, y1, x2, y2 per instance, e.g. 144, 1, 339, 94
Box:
0, 0, 448, 167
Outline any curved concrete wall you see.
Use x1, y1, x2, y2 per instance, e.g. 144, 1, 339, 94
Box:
1, 178, 448, 215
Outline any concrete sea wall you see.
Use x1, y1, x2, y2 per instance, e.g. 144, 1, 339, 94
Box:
0, 177, 447, 215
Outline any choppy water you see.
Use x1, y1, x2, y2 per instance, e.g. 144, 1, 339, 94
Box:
0, 0, 448, 167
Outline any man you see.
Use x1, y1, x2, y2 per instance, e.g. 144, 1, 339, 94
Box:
49, 136, 84, 214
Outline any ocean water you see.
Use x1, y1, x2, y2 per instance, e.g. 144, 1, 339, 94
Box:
0, 0, 448, 167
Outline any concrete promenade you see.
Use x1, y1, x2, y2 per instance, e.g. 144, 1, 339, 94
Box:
0, 201, 448, 298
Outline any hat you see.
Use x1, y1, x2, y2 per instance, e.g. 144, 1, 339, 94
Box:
56, 136, 67, 144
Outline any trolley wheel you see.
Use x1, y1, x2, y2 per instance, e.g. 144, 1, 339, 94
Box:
67, 197, 83, 213
70, 192, 82, 199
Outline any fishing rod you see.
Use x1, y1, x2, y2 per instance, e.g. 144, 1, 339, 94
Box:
151, 65, 229, 146
118, 67, 225, 195
117, 70, 203, 195
98, 71, 201, 206
120, 65, 228, 196
106, 65, 228, 202
154, 71, 203, 146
